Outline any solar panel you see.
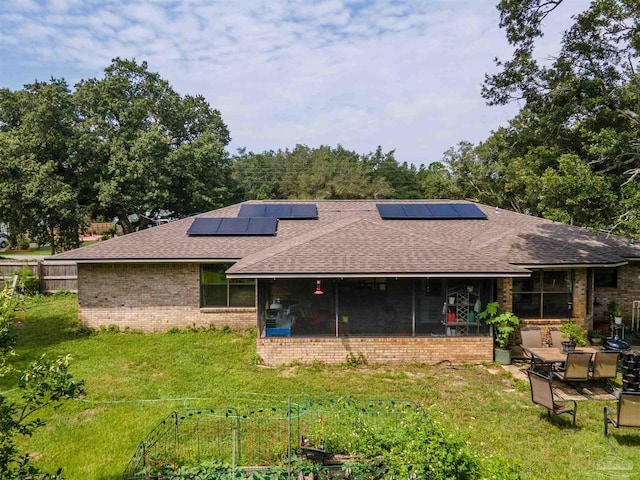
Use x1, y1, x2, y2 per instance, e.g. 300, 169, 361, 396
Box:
375, 204, 406, 219
402, 204, 430, 218
238, 203, 318, 219
452, 204, 488, 219
187, 217, 278, 235
426, 204, 458, 218
216, 217, 250, 235
237, 204, 266, 218
376, 203, 487, 220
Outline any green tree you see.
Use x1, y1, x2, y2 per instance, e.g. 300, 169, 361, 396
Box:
464, 0, 640, 233
364, 146, 422, 199
0, 80, 85, 253
418, 161, 460, 199
232, 145, 395, 200
538, 154, 616, 227
73, 58, 233, 233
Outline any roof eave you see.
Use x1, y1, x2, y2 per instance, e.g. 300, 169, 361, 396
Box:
226, 271, 531, 279
515, 261, 629, 269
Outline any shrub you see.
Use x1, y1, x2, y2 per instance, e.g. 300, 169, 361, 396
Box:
11, 265, 39, 296
345, 351, 367, 367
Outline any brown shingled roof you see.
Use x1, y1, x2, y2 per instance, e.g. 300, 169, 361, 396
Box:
50, 200, 640, 276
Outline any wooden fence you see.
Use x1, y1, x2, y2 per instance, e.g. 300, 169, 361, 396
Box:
0, 260, 77, 293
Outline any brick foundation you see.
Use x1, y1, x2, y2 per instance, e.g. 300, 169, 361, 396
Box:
257, 336, 494, 365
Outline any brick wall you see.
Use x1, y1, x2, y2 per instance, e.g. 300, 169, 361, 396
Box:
257, 336, 494, 365
594, 263, 640, 331
78, 263, 255, 331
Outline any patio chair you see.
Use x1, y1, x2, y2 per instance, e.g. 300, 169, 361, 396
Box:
604, 391, 640, 442
591, 351, 620, 392
520, 326, 543, 368
549, 328, 564, 349
521, 327, 543, 348
527, 369, 577, 431
553, 351, 592, 384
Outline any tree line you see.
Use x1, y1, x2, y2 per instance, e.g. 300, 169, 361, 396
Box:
1, 0, 639, 254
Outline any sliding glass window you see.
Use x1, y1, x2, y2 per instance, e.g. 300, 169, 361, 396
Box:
513, 270, 572, 319
201, 264, 255, 307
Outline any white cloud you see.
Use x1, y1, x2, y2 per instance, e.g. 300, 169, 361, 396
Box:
0, 0, 592, 165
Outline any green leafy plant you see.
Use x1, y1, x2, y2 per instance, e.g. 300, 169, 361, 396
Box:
477, 301, 520, 349
605, 301, 623, 320
345, 351, 367, 367
11, 264, 39, 295
0, 284, 85, 478
559, 322, 589, 347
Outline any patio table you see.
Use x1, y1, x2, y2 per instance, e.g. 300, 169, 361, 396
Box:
524, 346, 599, 364
524, 346, 617, 401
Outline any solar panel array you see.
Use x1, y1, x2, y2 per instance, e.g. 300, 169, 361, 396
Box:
187, 217, 278, 236
238, 203, 318, 219
376, 203, 487, 220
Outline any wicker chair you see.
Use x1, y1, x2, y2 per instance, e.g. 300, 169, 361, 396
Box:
528, 369, 577, 431
604, 392, 640, 442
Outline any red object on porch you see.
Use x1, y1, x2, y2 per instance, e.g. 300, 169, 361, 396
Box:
447, 312, 456, 323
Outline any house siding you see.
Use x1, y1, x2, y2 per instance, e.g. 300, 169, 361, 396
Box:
257, 336, 493, 365
77, 263, 255, 331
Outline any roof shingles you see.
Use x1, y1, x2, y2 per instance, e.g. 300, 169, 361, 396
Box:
51, 200, 640, 276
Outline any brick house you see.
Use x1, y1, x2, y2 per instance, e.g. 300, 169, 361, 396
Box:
50, 200, 640, 365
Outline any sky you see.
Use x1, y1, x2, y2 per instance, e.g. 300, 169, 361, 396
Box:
0, 0, 591, 167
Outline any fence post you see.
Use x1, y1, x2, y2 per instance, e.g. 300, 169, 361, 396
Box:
37, 260, 43, 294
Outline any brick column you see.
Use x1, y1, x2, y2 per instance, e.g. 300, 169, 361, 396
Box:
497, 278, 513, 312
572, 268, 589, 330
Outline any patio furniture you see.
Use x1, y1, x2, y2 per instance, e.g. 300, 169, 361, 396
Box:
549, 328, 564, 349
591, 351, 620, 391
552, 351, 592, 384
521, 327, 543, 348
528, 369, 577, 431
520, 327, 543, 367
524, 346, 597, 366
604, 391, 640, 442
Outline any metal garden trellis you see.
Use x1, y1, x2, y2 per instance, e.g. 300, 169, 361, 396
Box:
121, 398, 418, 480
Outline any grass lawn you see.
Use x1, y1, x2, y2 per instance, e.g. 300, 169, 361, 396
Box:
0, 241, 98, 257
3, 294, 640, 479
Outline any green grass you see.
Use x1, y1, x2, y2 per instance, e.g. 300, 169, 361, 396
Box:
0, 241, 97, 257
3, 294, 640, 479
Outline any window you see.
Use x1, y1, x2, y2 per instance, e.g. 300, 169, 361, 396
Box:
200, 264, 255, 307
594, 267, 617, 288
513, 270, 573, 319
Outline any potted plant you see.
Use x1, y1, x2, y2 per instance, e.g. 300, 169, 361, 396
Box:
606, 301, 623, 325
558, 322, 589, 353
588, 330, 604, 346
478, 301, 520, 365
